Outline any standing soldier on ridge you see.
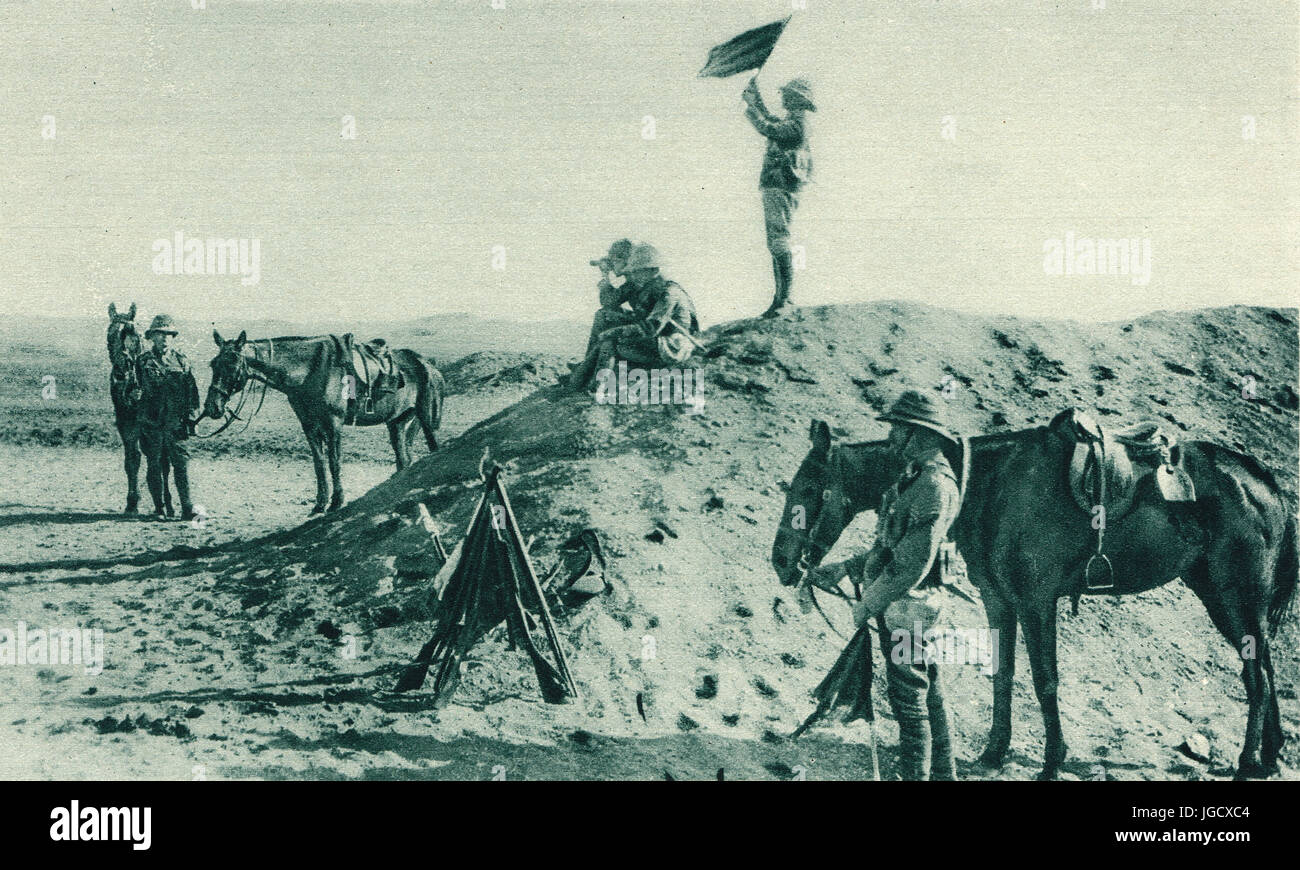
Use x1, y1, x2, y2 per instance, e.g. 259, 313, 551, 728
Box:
805, 391, 964, 780
743, 75, 814, 318
137, 314, 201, 521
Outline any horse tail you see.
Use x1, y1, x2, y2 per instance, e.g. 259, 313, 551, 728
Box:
1268, 511, 1298, 635
405, 350, 444, 452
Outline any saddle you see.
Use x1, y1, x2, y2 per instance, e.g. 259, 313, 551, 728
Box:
332, 334, 405, 420
1049, 408, 1196, 593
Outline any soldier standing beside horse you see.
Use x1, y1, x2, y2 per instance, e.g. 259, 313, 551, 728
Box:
106, 303, 176, 515
805, 391, 965, 780
137, 314, 201, 521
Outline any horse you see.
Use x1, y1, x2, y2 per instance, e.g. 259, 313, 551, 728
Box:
202, 331, 445, 514
772, 417, 1297, 780
106, 303, 173, 515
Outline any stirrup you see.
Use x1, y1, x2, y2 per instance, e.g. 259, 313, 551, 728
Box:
1083, 553, 1115, 593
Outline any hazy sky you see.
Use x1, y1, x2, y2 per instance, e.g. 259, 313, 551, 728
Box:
1, 0, 1295, 327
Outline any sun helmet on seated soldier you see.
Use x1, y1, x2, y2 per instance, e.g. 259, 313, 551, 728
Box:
624, 244, 664, 274
590, 238, 634, 270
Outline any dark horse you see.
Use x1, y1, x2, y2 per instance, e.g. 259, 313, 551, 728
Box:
203, 331, 444, 514
106, 303, 173, 515
772, 418, 1297, 779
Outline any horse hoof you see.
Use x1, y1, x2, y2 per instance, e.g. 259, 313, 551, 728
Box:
978, 748, 1006, 769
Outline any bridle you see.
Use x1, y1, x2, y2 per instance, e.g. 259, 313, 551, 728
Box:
790, 446, 860, 637
108, 320, 138, 369
791, 447, 855, 576
193, 339, 272, 438
107, 321, 141, 403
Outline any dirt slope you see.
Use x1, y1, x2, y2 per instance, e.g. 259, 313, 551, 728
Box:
7, 302, 1296, 780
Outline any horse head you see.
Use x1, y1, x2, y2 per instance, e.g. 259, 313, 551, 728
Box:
771, 419, 858, 587
106, 302, 139, 365
204, 329, 248, 419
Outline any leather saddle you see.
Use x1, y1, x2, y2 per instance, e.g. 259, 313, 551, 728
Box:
333, 334, 405, 419
1049, 408, 1196, 592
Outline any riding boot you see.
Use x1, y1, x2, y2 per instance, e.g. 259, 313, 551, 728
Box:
146, 459, 165, 515
171, 441, 194, 518
570, 340, 615, 393
761, 253, 795, 318
887, 655, 933, 780
568, 347, 600, 392
779, 250, 795, 307
896, 715, 933, 781
926, 664, 958, 781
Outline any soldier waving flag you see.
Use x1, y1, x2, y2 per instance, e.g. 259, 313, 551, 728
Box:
700, 14, 814, 318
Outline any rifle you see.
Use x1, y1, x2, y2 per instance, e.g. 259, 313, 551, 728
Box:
650, 315, 708, 351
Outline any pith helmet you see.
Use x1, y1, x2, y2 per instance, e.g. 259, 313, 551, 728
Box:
624, 244, 664, 273
590, 238, 634, 267
780, 78, 817, 112
145, 314, 179, 336
879, 389, 959, 444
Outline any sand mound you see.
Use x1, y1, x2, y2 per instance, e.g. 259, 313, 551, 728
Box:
174, 301, 1298, 778
442, 350, 571, 397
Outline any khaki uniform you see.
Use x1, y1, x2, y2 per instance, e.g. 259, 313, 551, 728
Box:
585, 276, 643, 356
137, 347, 200, 514
744, 93, 812, 256
853, 447, 961, 780
572, 274, 699, 389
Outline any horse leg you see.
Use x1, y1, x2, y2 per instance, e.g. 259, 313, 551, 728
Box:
387, 416, 413, 472
978, 590, 1018, 768
1259, 644, 1284, 772
416, 375, 440, 453
416, 361, 441, 455
297, 413, 330, 515
1184, 554, 1276, 778
1021, 603, 1067, 780
327, 424, 344, 511
403, 416, 418, 466
122, 428, 141, 514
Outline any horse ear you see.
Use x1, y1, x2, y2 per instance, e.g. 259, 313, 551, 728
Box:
809, 419, 831, 454
235, 330, 247, 348
128, 302, 136, 319
213, 329, 224, 346
108, 302, 117, 318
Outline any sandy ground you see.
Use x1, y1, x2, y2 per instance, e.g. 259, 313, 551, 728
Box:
1, 303, 1295, 781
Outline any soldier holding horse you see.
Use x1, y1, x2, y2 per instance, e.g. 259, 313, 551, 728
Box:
774, 396, 1297, 780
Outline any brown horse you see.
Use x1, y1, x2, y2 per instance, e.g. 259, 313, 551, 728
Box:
106, 303, 173, 515
203, 331, 444, 514
773, 417, 1297, 780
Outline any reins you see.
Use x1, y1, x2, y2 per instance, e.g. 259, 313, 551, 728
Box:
192, 338, 272, 439
794, 434, 973, 638
793, 447, 856, 640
